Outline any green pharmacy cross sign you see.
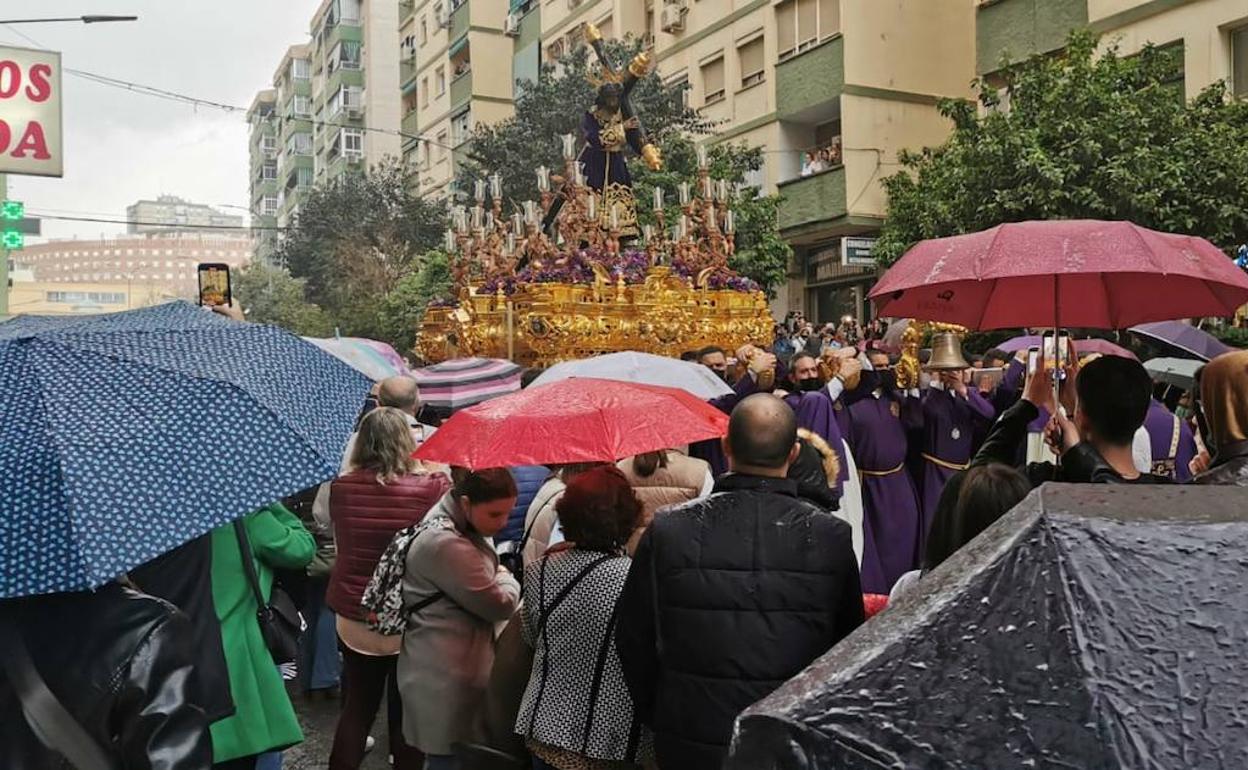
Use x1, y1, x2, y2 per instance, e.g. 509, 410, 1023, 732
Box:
3, 199, 26, 249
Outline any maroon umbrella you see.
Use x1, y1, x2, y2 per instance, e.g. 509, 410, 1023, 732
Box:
870, 220, 1248, 330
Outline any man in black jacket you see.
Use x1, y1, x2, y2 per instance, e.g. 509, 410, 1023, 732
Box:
975, 354, 1172, 485
615, 394, 865, 770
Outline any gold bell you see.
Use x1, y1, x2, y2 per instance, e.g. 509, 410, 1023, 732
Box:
925, 330, 970, 371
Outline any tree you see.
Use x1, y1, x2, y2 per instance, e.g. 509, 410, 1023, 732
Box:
458, 37, 713, 206
276, 160, 446, 338
875, 30, 1248, 266
376, 250, 454, 356
233, 261, 334, 337
459, 38, 790, 295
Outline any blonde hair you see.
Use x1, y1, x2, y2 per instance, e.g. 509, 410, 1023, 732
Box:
796, 427, 841, 486
350, 407, 417, 484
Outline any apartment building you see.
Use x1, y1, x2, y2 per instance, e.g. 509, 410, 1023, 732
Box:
248, 1, 401, 258
125, 195, 243, 235
247, 90, 280, 263
400, 0, 520, 197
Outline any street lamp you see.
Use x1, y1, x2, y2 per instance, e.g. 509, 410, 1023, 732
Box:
0, 15, 138, 24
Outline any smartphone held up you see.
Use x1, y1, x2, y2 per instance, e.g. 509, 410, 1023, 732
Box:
197, 263, 232, 308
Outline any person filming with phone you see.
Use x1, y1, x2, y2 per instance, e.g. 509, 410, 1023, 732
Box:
974, 341, 1172, 486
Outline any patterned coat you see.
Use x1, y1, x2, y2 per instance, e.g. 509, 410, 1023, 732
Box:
516, 548, 651, 764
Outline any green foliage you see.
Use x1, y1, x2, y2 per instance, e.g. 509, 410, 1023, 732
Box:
233, 261, 334, 337
276, 160, 446, 339
458, 37, 713, 205
376, 251, 454, 356
1211, 325, 1248, 349
876, 30, 1248, 267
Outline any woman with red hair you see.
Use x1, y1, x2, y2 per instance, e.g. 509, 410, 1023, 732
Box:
515, 466, 652, 770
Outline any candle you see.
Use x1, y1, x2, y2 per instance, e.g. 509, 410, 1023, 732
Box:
707, 207, 718, 231
484, 211, 495, 231
702, 176, 713, 200
642, 224, 654, 243
474, 179, 486, 202
653, 187, 664, 212
489, 173, 502, 200
536, 166, 550, 192
512, 212, 523, 233
678, 182, 690, 206
471, 206, 483, 230
524, 200, 538, 225
562, 133, 576, 160
610, 206, 620, 231
717, 179, 729, 202
573, 163, 585, 187
671, 225, 681, 242
444, 229, 456, 252
726, 209, 736, 234
679, 214, 689, 238
696, 144, 708, 169
506, 233, 516, 254
586, 194, 597, 222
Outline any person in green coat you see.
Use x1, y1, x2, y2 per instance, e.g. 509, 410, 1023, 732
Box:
210, 503, 316, 768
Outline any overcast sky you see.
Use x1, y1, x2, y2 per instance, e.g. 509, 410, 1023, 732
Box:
2, 1, 319, 242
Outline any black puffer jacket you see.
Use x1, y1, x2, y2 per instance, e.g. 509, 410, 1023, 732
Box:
615, 474, 864, 770
1193, 440, 1248, 486
0, 583, 211, 770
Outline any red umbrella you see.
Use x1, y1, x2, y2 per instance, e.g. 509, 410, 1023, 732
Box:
870, 220, 1248, 330
413, 378, 729, 469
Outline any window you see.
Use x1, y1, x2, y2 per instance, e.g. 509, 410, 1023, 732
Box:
340, 128, 364, 158
436, 131, 448, 161
776, 0, 839, 61
422, 142, 431, 169
292, 58, 311, 80
1235, 25, 1248, 99
420, 17, 428, 44
336, 0, 361, 23
262, 163, 277, 180
296, 166, 315, 187
332, 40, 361, 70
597, 15, 613, 41
436, 66, 446, 95
260, 135, 278, 155
701, 56, 725, 105
433, 2, 444, 25
452, 109, 471, 145
421, 77, 429, 107
738, 36, 765, 88
287, 132, 312, 155
292, 95, 312, 117
329, 86, 363, 117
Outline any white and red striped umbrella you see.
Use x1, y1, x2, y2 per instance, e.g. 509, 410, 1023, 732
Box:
410, 357, 522, 415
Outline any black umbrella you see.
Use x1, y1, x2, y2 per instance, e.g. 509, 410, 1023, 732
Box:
729, 484, 1248, 769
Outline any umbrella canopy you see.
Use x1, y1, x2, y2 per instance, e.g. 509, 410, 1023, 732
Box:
1128, 320, 1232, 361
0, 302, 371, 598
1144, 356, 1204, 390
304, 336, 412, 381
997, 335, 1138, 360
410, 357, 522, 414
870, 220, 1248, 329
414, 378, 729, 469
729, 484, 1248, 769
531, 351, 733, 400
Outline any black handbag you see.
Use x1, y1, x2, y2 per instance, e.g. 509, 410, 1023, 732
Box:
233, 520, 303, 665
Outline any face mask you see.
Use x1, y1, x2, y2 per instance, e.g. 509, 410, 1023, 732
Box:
797, 378, 823, 392
876, 371, 898, 393
717, 369, 731, 383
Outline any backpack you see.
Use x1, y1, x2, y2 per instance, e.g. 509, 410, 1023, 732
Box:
361, 517, 449, 636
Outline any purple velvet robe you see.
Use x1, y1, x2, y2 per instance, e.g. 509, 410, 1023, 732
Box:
917, 388, 996, 545
1143, 398, 1197, 482
845, 391, 923, 594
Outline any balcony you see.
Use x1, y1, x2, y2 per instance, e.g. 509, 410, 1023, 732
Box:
776, 165, 847, 239
450, 1, 469, 42
976, 0, 1086, 75
450, 69, 472, 109
776, 37, 844, 122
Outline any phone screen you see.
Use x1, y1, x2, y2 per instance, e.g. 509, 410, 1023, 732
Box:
197, 263, 231, 307
1027, 347, 1040, 376
1041, 332, 1069, 380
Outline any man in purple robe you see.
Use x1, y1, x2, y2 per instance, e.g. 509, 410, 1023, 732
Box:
1142, 397, 1197, 481
917, 370, 995, 542
781, 352, 854, 496
844, 351, 924, 594
690, 349, 773, 476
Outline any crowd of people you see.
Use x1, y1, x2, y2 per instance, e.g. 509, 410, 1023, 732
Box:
4, 308, 1247, 770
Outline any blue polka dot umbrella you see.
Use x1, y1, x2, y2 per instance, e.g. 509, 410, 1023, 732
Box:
0, 302, 371, 598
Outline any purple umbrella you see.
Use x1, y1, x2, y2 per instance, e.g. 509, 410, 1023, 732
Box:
997, 335, 1137, 360
1128, 321, 1231, 362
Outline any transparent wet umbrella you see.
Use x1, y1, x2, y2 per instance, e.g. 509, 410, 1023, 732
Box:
0, 302, 371, 598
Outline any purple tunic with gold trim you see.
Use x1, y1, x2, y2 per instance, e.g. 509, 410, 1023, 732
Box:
1143, 398, 1196, 482
846, 391, 923, 594
917, 387, 995, 547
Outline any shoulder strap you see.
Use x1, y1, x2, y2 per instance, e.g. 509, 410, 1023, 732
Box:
1168, 413, 1182, 460
516, 481, 562, 556
533, 554, 615, 642
0, 616, 117, 770
233, 519, 266, 609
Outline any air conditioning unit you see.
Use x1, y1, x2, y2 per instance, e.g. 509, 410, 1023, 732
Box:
660, 5, 685, 33
345, 152, 364, 164
437, 9, 450, 28
503, 13, 520, 36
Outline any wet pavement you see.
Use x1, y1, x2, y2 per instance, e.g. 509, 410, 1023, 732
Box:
283, 684, 392, 770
